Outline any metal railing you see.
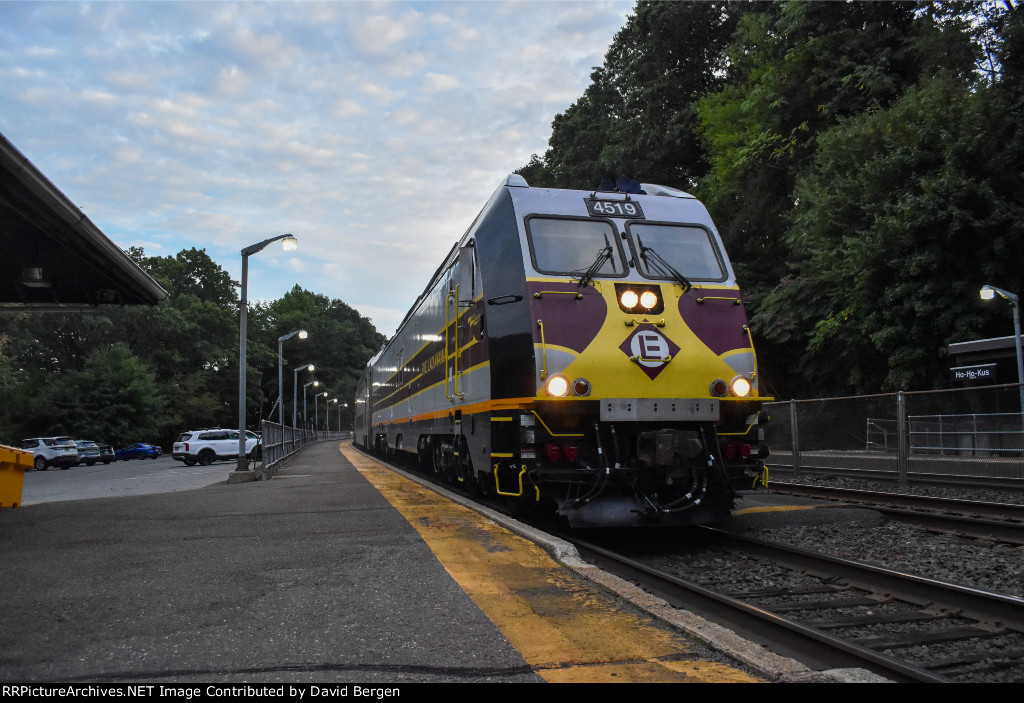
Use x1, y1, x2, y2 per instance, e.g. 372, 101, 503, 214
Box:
256, 420, 351, 479
764, 383, 1024, 490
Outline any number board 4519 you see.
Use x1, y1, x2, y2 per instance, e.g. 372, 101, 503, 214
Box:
586, 198, 645, 219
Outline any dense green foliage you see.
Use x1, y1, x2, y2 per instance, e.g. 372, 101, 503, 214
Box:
0, 248, 385, 448
520, 0, 1024, 398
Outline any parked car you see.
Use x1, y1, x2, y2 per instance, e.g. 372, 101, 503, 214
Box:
19, 436, 79, 471
96, 443, 116, 464
115, 443, 163, 460
74, 440, 101, 466
172, 429, 258, 466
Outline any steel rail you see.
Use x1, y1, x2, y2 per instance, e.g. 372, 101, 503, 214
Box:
767, 481, 1024, 544
699, 528, 1024, 630
767, 481, 1024, 520
569, 535, 950, 683
879, 510, 1024, 545
767, 464, 1023, 491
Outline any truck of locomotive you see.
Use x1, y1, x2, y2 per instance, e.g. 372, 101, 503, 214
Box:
354, 175, 769, 527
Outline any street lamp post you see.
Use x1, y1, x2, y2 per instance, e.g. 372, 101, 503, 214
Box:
237, 234, 298, 476
330, 398, 338, 434
315, 391, 328, 434
277, 330, 307, 427
292, 364, 314, 428
981, 285, 1024, 415
303, 380, 319, 431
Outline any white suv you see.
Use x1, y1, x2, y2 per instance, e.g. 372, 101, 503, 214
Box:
20, 437, 79, 471
172, 429, 258, 466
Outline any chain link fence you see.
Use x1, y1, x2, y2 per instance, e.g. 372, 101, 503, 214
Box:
764, 383, 1024, 490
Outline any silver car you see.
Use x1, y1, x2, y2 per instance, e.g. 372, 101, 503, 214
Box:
172, 428, 258, 466
74, 440, 102, 466
20, 436, 79, 471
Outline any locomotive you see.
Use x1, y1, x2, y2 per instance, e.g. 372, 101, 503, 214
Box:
354, 175, 769, 527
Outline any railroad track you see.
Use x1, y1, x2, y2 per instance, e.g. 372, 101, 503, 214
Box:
767, 481, 1024, 545
360, 448, 1024, 681
570, 528, 1024, 683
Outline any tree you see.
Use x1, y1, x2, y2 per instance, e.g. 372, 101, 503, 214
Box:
114, 248, 240, 434
519, 1, 739, 190
0, 245, 386, 444
757, 70, 1024, 394
19, 343, 165, 445
251, 286, 385, 429
695, 1, 978, 396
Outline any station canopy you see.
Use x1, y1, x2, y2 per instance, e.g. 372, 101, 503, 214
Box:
0, 131, 167, 311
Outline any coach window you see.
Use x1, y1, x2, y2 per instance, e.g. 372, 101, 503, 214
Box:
525, 216, 626, 277
626, 222, 727, 282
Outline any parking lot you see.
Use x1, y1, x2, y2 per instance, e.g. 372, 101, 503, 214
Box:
19, 454, 233, 505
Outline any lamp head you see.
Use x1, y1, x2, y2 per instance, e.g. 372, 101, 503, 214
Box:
981, 284, 1018, 303
298, 330, 308, 339
282, 235, 298, 251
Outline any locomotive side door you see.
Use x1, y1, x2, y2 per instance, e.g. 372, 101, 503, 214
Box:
457, 242, 477, 368
445, 263, 460, 402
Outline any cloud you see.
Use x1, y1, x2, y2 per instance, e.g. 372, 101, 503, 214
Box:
0, 0, 633, 336
422, 71, 458, 92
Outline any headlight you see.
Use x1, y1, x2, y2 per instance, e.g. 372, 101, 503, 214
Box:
615, 284, 664, 314
545, 374, 569, 397
710, 379, 728, 397
731, 376, 752, 397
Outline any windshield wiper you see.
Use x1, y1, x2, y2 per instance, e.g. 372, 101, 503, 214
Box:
638, 236, 691, 291
574, 235, 613, 289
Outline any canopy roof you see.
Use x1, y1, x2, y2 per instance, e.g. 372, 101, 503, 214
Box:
0, 131, 167, 311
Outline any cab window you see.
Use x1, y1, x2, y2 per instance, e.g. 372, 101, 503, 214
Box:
525, 216, 626, 278
626, 222, 726, 282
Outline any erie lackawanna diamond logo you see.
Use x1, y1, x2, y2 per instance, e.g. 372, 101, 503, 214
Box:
619, 323, 680, 380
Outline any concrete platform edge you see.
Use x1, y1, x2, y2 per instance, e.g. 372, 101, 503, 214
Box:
347, 445, 890, 683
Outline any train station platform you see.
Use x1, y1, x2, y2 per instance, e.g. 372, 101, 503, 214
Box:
0, 441, 864, 684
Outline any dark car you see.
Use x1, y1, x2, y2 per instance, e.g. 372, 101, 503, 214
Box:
115, 443, 163, 460
96, 443, 115, 464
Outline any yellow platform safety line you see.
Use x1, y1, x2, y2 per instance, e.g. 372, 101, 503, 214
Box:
732, 505, 816, 515
339, 443, 762, 683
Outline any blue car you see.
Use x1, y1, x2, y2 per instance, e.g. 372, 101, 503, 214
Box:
115, 443, 163, 460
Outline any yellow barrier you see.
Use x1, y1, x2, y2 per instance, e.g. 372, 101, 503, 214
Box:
0, 445, 33, 508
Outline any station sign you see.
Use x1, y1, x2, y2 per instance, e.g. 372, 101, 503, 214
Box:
950, 363, 998, 383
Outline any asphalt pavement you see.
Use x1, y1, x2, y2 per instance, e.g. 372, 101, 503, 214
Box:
1, 440, 874, 684
0, 441, 539, 683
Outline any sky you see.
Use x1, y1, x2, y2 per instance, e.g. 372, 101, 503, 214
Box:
0, 0, 633, 336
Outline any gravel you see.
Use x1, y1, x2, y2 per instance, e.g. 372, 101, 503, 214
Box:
753, 473, 1024, 598
622, 476, 1024, 682
773, 472, 1024, 505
